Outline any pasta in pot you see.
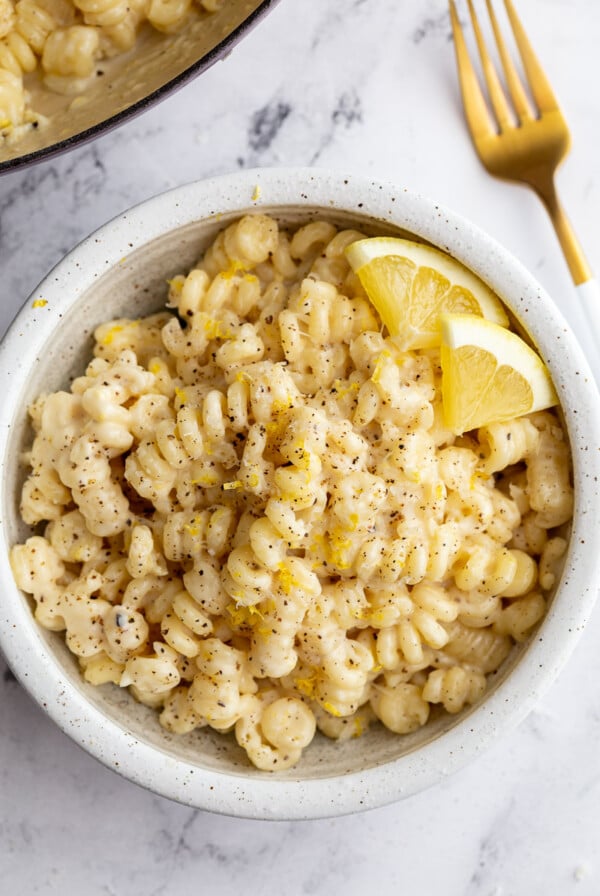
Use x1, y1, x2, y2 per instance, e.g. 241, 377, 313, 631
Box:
0, 0, 225, 144
10, 214, 574, 770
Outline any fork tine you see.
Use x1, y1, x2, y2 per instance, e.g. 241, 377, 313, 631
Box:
449, 0, 497, 142
503, 0, 559, 113
466, 0, 513, 131
485, 0, 533, 122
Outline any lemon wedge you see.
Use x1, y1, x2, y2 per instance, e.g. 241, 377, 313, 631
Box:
440, 313, 558, 434
345, 237, 509, 349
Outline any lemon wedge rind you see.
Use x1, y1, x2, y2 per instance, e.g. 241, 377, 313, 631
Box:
440, 312, 558, 435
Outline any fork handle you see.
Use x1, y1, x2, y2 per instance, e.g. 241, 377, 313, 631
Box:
572, 280, 600, 386
540, 185, 592, 286
536, 182, 599, 384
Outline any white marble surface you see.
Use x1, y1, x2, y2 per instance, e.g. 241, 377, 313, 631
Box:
1, 0, 599, 892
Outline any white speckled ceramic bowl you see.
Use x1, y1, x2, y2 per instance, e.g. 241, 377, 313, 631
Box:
1, 169, 599, 820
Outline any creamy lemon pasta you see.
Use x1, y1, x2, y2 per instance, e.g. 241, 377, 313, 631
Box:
0, 0, 224, 143
10, 214, 574, 770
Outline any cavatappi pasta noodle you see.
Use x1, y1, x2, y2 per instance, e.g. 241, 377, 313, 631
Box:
10, 214, 574, 770
0, 0, 224, 144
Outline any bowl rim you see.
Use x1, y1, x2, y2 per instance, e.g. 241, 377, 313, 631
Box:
1, 167, 599, 820
0, 0, 280, 176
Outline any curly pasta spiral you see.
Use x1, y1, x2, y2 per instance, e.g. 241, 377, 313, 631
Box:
10, 213, 574, 771
0, 0, 228, 141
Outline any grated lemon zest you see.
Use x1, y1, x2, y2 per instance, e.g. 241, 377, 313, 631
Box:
226, 604, 248, 627
191, 472, 221, 487
252, 185, 261, 201
371, 351, 391, 384
101, 325, 124, 346
167, 276, 184, 294
203, 317, 233, 340
328, 530, 353, 569
351, 606, 367, 620
332, 378, 361, 399
223, 480, 243, 491
32, 299, 47, 309
246, 606, 265, 621
329, 556, 351, 571
266, 418, 287, 438
227, 602, 265, 627
174, 386, 187, 404
223, 260, 246, 278
322, 702, 342, 718
272, 396, 294, 413
469, 471, 490, 491
295, 676, 317, 698
369, 611, 388, 627
294, 445, 311, 472
277, 562, 300, 595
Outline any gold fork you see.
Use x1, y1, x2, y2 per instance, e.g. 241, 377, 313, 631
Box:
449, 0, 600, 377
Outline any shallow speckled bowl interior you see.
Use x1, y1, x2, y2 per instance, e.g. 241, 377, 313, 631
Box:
1, 169, 599, 819
0, 0, 277, 172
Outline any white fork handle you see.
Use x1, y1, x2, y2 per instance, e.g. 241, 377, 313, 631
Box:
565, 279, 600, 388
